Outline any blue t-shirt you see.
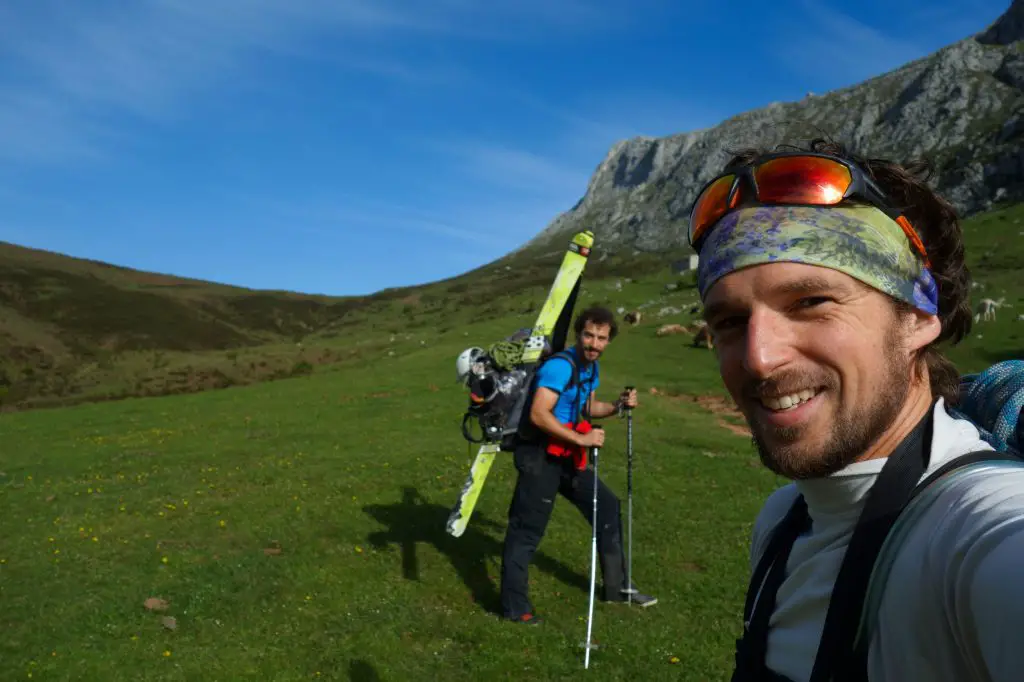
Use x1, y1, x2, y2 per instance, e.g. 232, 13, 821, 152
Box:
535, 347, 599, 424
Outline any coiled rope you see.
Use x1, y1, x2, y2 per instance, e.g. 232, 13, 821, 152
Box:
952, 360, 1024, 455
487, 340, 526, 371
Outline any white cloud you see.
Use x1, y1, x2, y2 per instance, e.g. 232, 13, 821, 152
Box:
776, 0, 1010, 87
0, 0, 623, 165
440, 141, 592, 198
776, 2, 926, 84
230, 193, 509, 247
0, 92, 103, 164
0, 0, 695, 267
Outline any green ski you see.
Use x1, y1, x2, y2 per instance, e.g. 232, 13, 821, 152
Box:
446, 230, 594, 538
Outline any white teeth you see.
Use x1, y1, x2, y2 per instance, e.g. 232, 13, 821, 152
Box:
761, 389, 819, 411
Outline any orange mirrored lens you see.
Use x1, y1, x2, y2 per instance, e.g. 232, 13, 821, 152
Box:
754, 156, 852, 205
690, 174, 736, 243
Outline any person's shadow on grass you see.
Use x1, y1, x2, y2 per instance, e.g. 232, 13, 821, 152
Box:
348, 659, 380, 681
363, 486, 588, 616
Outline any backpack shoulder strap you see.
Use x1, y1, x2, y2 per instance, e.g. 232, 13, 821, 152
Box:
851, 447, 1024, 668
733, 495, 810, 681
541, 350, 580, 393
561, 351, 580, 393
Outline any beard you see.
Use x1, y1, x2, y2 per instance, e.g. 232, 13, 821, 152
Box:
578, 343, 602, 363
748, 323, 912, 480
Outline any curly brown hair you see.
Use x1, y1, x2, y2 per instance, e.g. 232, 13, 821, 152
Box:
574, 305, 619, 341
719, 137, 973, 405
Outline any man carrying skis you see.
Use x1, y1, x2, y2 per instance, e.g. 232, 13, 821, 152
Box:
500, 305, 657, 624
690, 138, 1024, 681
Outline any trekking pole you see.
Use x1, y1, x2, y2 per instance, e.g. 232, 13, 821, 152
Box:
623, 386, 636, 606
582, 426, 603, 669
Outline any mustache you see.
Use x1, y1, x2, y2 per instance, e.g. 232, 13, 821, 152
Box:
743, 370, 837, 399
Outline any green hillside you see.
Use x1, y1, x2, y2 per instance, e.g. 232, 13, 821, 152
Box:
0, 236, 695, 411
0, 201, 1021, 680
2, 200, 1022, 413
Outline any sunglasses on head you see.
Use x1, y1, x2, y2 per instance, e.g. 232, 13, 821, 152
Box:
686, 152, 930, 266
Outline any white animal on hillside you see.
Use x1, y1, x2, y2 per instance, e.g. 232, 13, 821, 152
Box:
974, 297, 1011, 323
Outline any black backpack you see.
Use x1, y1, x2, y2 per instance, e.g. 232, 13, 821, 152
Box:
508, 350, 596, 450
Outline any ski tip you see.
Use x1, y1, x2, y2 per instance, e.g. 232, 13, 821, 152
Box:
445, 512, 467, 538
571, 231, 595, 249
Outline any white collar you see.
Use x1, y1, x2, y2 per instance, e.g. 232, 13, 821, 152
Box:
794, 398, 992, 523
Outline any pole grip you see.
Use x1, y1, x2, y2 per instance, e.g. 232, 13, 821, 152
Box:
622, 386, 635, 415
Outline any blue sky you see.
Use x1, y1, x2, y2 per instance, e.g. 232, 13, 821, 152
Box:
0, 0, 1009, 296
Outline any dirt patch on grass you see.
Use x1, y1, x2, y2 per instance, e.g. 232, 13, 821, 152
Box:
650, 387, 752, 438
694, 395, 752, 437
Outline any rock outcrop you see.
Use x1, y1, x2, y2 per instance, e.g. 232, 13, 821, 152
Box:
525, 1, 1024, 255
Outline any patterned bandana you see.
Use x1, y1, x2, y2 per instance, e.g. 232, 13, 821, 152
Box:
695, 204, 939, 315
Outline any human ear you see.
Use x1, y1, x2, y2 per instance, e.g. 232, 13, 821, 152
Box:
905, 310, 942, 353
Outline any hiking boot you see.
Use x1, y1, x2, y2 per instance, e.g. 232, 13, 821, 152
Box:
607, 587, 658, 608
507, 612, 543, 625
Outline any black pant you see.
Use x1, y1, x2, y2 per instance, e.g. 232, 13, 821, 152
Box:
499, 441, 628, 618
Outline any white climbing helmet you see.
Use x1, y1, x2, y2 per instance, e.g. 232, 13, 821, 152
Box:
455, 347, 485, 384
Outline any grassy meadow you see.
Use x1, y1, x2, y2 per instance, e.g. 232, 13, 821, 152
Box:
1, 203, 1022, 680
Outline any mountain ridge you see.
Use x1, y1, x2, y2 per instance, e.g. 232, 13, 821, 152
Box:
524, 1, 1024, 255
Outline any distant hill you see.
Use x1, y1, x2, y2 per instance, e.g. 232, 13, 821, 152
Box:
0, 240, 412, 408
0, 235, 682, 411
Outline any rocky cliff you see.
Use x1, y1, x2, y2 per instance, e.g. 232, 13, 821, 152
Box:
526, 1, 1024, 255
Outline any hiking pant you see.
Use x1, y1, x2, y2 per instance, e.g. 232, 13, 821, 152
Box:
499, 440, 628, 619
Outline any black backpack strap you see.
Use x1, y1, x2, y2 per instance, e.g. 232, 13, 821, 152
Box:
511, 351, 578, 447
732, 495, 810, 682
733, 408, 933, 682
814, 418, 1024, 681
806, 409, 936, 682
733, 402, 1024, 682
842, 445, 1024, 680
910, 448, 1024, 497
585, 361, 599, 421
548, 350, 588, 424
558, 351, 580, 394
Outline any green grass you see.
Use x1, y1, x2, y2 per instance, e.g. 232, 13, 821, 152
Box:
1, 327, 780, 681
1, 201, 1022, 680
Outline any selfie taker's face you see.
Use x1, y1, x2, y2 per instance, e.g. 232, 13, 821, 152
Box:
704, 261, 916, 479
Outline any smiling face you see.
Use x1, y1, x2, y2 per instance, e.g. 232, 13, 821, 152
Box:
703, 261, 939, 479
576, 321, 612, 364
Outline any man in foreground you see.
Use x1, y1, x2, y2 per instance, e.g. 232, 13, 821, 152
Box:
500, 305, 656, 624
690, 140, 1024, 680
